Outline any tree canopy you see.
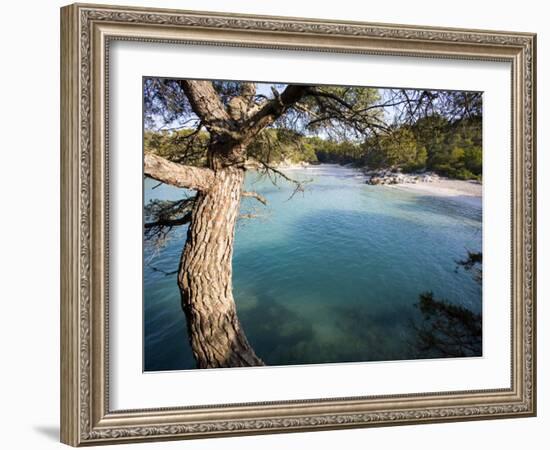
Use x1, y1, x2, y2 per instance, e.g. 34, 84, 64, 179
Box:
144, 80, 483, 245
144, 79, 482, 179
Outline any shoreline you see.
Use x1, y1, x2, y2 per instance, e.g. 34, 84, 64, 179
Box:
387, 179, 482, 208
275, 163, 483, 209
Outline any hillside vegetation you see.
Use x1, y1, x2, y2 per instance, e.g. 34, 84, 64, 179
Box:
145, 113, 481, 180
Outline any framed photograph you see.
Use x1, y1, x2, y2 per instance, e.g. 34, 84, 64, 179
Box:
60, 3, 537, 446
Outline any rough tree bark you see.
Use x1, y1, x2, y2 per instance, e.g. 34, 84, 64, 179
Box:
145, 81, 308, 368
145, 149, 262, 367
177, 164, 263, 367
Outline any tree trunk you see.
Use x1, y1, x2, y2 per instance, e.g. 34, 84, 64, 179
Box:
145, 80, 310, 368
177, 164, 263, 368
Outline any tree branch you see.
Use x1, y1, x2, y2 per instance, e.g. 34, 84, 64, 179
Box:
144, 197, 196, 242
242, 85, 311, 139
300, 87, 393, 137
144, 211, 193, 229
180, 80, 233, 131
144, 153, 214, 191
242, 191, 268, 205
304, 87, 353, 109
252, 158, 310, 200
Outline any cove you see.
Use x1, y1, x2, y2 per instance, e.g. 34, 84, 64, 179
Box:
143, 165, 482, 371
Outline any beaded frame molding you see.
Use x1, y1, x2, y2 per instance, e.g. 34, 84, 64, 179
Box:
60, 3, 536, 446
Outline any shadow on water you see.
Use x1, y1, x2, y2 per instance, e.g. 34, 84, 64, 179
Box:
238, 290, 412, 366
410, 292, 482, 359
231, 206, 481, 366
237, 292, 317, 366
328, 304, 416, 363
394, 193, 482, 223
410, 251, 482, 359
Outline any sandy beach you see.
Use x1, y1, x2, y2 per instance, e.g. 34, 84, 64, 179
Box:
273, 163, 482, 208
390, 179, 482, 208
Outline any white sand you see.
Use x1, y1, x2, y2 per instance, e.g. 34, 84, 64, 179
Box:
391, 179, 482, 208
274, 163, 483, 208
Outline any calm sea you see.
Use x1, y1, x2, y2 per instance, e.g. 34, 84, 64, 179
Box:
143, 165, 482, 371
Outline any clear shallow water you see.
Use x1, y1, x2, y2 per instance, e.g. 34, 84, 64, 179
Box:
144, 165, 482, 371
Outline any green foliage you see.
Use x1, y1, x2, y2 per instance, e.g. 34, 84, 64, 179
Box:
144, 80, 482, 180
144, 112, 482, 181
411, 145, 428, 171
296, 86, 382, 139
309, 137, 363, 165
412, 115, 449, 168
463, 146, 482, 174
144, 129, 209, 166
412, 115, 482, 179
363, 127, 428, 171
247, 128, 318, 164
359, 114, 482, 179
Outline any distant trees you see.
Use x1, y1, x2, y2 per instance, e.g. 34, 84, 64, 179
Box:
307, 137, 363, 165
363, 127, 427, 171
362, 114, 482, 179
145, 114, 482, 180
246, 128, 318, 165
414, 114, 482, 179
144, 129, 209, 166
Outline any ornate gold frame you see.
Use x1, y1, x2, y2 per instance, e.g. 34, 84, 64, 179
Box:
60, 3, 536, 446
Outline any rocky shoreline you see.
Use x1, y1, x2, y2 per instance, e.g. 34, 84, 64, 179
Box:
364, 168, 441, 185
245, 162, 481, 198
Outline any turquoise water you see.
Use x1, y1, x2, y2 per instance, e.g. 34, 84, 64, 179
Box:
143, 165, 482, 371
